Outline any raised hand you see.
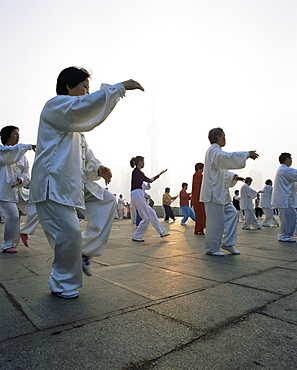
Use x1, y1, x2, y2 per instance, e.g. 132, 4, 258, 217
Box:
249, 151, 259, 160
121, 79, 144, 91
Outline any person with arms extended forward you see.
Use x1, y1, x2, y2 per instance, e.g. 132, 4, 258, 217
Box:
130, 156, 168, 242
0, 126, 37, 253
200, 127, 259, 256
30, 66, 144, 299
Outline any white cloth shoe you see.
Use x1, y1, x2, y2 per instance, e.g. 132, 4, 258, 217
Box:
278, 238, 296, 243
221, 246, 241, 255
206, 251, 225, 256
160, 231, 170, 237
82, 256, 92, 276
55, 291, 79, 299
132, 237, 145, 242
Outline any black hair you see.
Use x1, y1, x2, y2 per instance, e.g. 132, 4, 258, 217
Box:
245, 177, 253, 184
195, 162, 204, 171
182, 182, 188, 188
265, 179, 272, 185
130, 156, 144, 168
165, 187, 170, 192
0, 125, 19, 145
279, 153, 291, 164
208, 127, 224, 144
56, 66, 91, 95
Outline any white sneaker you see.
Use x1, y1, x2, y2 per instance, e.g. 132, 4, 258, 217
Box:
278, 238, 296, 243
242, 227, 250, 230
132, 237, 145, 242
221, 246, 240, 255
55, 291, 79, 299
180, 222, 186, 226
160, 231, 170, 237
82, 256, 92, 276
165, 220, 169, 223
206, 251, 225, 256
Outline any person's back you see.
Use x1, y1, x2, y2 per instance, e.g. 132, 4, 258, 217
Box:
240, 182, 257, 210
259, 184, 272, 208
272, 164, 297, 208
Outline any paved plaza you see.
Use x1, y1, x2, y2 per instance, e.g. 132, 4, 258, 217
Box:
1, 216, 297, 369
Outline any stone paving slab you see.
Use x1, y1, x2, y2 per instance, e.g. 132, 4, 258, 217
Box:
94, 262, 217, 300
0, 287, 37, 341
1, 274, 151, 330
1, 218, 297, 369
0, 309, 194, 370
263, 291, 297, 325
149, 283, 279, 331
144, 255, 259, 282
230, 266, 297, 295
150, 313, 297, 369
0, 257, 36, 280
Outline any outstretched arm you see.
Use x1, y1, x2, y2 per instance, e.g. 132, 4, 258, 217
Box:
151, 169, 168, 182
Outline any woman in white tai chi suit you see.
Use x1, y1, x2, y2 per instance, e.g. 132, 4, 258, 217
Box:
130, 156, 169, 242
200, 127, 259, 256
0, 126, 38, 253
30, 66, 144, 299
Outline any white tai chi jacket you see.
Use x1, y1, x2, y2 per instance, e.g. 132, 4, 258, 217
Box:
30, 83, 126, 209
272, 164, 297, 209
0, 144, 33, 203
200, 143, 249, 205
259, 185, 273, 209
240, 183, 257, 210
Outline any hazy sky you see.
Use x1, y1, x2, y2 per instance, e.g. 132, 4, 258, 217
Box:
1, 0, 297, 204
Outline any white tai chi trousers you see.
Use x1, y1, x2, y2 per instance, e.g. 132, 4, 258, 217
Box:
35, 189, 116, 293
278, 206, 296, 241
80, 189, 116, 257
204, 199, 238, 254
131, 189, 165, 238
0, 201, 20, 250
242, 209, 261, 229
262, 207, 279, 227
0, 200, 39, 250
18, 202, 39, 235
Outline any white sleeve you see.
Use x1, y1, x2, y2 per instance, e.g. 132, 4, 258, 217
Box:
0, 144, 32, 166
213, 149, 249, 171
43, 83, 126, 132
18, 155, 30, 187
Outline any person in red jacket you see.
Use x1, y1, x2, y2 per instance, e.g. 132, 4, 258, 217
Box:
191, 163, 206, 235
179, 183, 196, 225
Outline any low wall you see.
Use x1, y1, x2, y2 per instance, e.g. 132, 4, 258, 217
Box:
153, 205, 183, 218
